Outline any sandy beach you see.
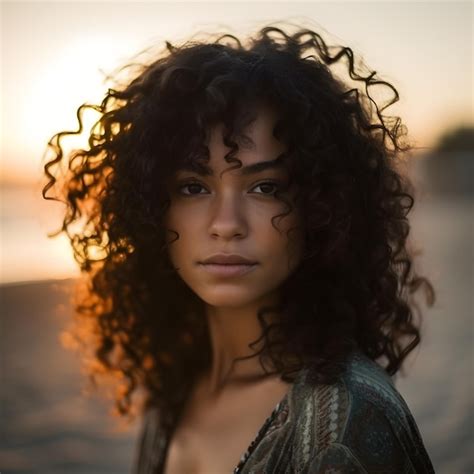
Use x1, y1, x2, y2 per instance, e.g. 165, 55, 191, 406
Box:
1, 278, 140, 474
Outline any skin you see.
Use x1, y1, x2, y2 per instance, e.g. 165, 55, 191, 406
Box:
164, 104, 304, 397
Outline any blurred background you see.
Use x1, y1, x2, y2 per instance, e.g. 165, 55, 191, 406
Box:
1, 1, 472, 473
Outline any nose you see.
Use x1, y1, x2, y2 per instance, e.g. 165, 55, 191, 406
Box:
208, 193, 248, 240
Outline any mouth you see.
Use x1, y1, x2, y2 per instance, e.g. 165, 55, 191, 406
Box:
198, 262, 258, 278
199, 253, 258, 265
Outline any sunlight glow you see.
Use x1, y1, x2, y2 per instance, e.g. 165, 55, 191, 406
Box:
8, 34, 131, 177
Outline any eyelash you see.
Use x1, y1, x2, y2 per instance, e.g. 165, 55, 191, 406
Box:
177, 180, 282, 197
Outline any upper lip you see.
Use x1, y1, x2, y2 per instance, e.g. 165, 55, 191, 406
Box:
200, 254, 257, 265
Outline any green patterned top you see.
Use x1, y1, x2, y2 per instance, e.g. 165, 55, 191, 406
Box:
133, 351, 435, 473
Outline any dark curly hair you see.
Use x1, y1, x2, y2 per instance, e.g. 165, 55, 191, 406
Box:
41, 24, 435, 432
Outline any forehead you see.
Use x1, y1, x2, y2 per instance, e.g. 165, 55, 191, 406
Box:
179, 105, 288, 176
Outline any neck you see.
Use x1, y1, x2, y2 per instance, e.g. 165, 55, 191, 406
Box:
203, 296, 281, 395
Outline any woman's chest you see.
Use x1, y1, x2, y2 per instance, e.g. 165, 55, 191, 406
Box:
162, 422, 252, 474
162, 381, 291, 474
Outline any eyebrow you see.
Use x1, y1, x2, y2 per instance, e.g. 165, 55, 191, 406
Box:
178, 156, 286, 177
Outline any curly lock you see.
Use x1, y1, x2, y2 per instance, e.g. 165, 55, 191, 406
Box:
42, 24, 435, 431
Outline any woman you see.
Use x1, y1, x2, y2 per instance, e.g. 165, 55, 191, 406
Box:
42, 24, 436, 473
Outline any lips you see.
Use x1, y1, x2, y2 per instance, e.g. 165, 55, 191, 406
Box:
198, 262, 257, 278
200, 254, 257, 265
198, 254, 258, 278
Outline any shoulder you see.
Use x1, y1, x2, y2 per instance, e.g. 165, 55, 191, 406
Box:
288, 351, 434, 473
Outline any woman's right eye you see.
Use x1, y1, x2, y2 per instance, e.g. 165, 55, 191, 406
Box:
178, 182, 207, 196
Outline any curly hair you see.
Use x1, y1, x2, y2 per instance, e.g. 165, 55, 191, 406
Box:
42, 24, 435, 432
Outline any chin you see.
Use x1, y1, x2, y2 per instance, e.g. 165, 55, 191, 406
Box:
195, 287, 268, 309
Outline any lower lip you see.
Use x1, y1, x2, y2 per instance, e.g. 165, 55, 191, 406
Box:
198, 263, 258, 277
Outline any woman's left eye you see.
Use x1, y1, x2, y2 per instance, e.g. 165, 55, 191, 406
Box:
251, 181, 280, 195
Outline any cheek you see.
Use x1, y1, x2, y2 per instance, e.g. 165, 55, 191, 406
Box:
263, 216, 303, 271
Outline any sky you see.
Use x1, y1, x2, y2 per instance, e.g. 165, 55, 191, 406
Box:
1, 1, 473, 184
0, 1, 472, 283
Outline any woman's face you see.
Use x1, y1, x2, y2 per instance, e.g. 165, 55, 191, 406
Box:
164, 106, 303, 309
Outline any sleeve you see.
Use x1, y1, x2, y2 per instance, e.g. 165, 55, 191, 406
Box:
307, 443, 367, 473
307, 400, 434, 474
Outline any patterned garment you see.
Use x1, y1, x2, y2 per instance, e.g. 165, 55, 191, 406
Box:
132, 351, 435, 473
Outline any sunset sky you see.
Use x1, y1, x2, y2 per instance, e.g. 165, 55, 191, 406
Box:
2, 1, 473, 184
0, 1, 472, 283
